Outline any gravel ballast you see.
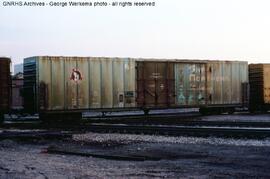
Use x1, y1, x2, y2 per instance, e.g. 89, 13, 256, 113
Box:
0, 131, 269, 178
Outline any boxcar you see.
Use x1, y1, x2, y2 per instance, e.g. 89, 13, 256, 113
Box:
23, 56, 248, 120
0, 57, 11, 121
249, 64, 270, 112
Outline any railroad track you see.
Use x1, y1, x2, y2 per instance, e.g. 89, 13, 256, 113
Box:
2, 117, 270, 139
84, 120, 270, 128
1, 122, 270, 139
3, 119, 270, 129
0, 130, 73, 140
85, 124, 270, 139
6, 111, 266, 128
3, 111, 201, 126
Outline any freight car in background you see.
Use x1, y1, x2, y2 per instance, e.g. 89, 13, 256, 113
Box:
0, 57, 11, 122
23, 56, 249, 121
11, 72, 24, 111
249, 64, 270, 112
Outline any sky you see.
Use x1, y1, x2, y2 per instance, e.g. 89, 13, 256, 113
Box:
0, 0, 270, 65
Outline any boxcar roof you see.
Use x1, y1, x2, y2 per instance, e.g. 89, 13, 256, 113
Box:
25, 56, 248, 63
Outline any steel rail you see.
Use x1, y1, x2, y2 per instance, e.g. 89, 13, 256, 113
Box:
2, 120, 270, 129
85, 124, 270, 138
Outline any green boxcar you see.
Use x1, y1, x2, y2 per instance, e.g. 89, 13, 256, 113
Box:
23, 56, 248, 119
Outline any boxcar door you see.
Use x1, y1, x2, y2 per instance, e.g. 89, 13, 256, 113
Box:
137, 61, 175, 108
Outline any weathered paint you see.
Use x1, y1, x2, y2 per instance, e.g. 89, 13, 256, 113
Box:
38, 57, 52, 109
101, 59, 113, 108
23, 56, 248, 112
51, 57, 65, 110
136, 61, 175, 108
207, 62, 222, 104
65, 57, 77, 109
77, 57, 89, 109
112, 59, 124, 108
89, 58, 101, 108
207, 61, 248, 105
124, 58, 136, 107
240, 62, 249, 105
175, 63, 206, 106
231, 62, 240, 103
222, 62, 232, 104
31, 56, 137, 111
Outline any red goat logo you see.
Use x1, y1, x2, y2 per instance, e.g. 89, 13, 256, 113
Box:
70, 69, 82, 82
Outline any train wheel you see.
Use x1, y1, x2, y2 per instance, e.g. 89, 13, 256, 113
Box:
227, 108, 235, 114
249, 107, 256, 114
40, 112, 82, 124
261, 106, 269, 113
211, 108, 221, 115
199, 108, 208, 115
144, 109, 149, 115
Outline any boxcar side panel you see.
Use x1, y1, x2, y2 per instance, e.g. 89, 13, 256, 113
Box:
124, 59, 136, 107
240, 62, 249, 104
206, 61, 248, 106
112, 59, 124, 108
168, 63, 176, 106
89, 58, 101, 108
51, 57, 65, 110
101, 59, 113, 108
175, 63, 206, 106
64, 57, 78, 109
222, 62, 232, 104
215, 62, 223, 104
196, 63, 206, 105
207, 62, 223, 105
231, 62, 241, 104
77, 58, 90, 109
38, 57, 52, 110
206, 63, 213, 105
